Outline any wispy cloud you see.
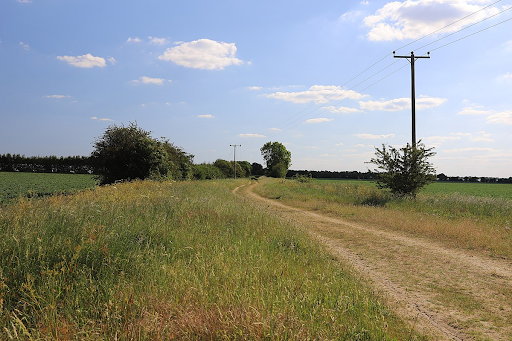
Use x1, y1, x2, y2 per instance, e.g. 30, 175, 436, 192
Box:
265, 85, 367, 104
355, 133, 395, 139
148, 36, 169, 45
91, 117, 114, 122
458, 107, 512, 125
248, 86, 262, 91
19, 42, 30, 50
360, 96, 446, 111
497, 72, 512, 81
363, 0, 500, 41
107, 57, 117, 65
131, 76, 166, 85
16, 0, 32, 3
159, 39, 244, 70
305, 118, 334, 123
44, 95, 71, 99
238, 133, 266, 138
126, 37, 142, 43
57, 54, 106, 68
323, 106, 363, 114
197, 114, 215, 118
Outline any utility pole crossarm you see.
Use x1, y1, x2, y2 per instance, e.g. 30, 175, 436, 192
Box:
392, 51, 430, 148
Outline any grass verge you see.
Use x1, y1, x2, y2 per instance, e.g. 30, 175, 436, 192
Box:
0, 179, 424, 340
254, 178, 512, 259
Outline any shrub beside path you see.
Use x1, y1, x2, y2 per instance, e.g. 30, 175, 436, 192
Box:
235, 182, 512, 341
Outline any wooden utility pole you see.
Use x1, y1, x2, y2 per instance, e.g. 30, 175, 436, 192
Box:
393, 51, 430, 147
230, 144, 241, 179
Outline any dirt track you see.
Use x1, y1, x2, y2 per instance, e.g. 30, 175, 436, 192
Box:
235, 182, 512, 341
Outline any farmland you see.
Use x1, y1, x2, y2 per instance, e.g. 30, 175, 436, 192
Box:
0, 172, 97, 204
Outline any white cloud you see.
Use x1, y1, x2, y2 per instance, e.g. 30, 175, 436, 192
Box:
126, 37, 142, 43
443, 147, 496, 154
363, 0, 499, 41
457, 106, 492, 115
159, 39, 244, 70
340, 11, 363, 21
108, 57, 117, 65
249, 86, 262, 91
360, 96, 446, 111
305, 118, 334, 123
354, 144, 367, 148
148, 36, 169, 45
355, 133, 395, 139
497, 72, 512, 81
361, 0, 369, 5
335, 143, 344, 147
270, 127, 282, 132
91, 117, 114, 122
423, 135, 461, 147
57, 54, 106, 68
457, 107, 512, 125
44, 95, 71, 99
136, 76, 166, 85
19, 42, 30, 50
265, 85, 367, 104
16, 0, 32, 3
238, 133, 266, 138
197, 114, 215, 118
487, 111, 512, 125
323, 106, 363, 114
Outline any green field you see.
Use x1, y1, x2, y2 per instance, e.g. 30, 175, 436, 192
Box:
0, 172, 97, 203
317, 178, 512, 199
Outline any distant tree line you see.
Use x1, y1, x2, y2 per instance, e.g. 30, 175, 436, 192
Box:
0, 154, 93, 174
287, 169, 375, 180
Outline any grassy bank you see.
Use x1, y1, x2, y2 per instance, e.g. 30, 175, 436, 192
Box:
0, 179, 423, 340
254, 178, 512, 259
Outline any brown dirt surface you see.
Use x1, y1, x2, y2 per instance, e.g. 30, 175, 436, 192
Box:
234, 182, 512, 341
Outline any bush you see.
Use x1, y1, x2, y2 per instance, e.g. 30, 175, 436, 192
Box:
368, 142, 436, 197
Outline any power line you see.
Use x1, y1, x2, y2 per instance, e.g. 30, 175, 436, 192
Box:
242, 2, 508, 146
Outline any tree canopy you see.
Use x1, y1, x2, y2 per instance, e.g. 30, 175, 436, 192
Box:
260, 141, 291, 178
367, 142, 436, 197
91, 122, 193, 184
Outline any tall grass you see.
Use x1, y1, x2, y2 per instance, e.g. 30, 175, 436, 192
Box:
0, 180, 423, 340
254, 178, 512, 258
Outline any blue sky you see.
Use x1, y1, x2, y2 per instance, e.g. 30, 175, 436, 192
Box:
1, 0, 511, 177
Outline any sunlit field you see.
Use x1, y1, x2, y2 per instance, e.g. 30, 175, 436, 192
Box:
0, 179, 424, 340
255, 178, 512, 259
0, 172, 97, 204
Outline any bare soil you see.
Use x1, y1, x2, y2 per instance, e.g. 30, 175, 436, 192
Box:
235, 182, 512, 341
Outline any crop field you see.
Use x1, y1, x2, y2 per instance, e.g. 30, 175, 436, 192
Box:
0, 172, 97, 203
0, 179, 424, 340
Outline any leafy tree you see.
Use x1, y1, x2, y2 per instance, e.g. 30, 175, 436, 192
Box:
260, 141, 291, 178
193, 163, 226, 180
161, 140, 194, 180
91, 122, 171, 184
367, 142, 436, 197
238, 161, 252, 176
251, 162, 264, 176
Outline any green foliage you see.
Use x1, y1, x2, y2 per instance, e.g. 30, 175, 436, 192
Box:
293, 173, 314, 183
213, 159, 251, 179
192, 163, 226, 180
368, 142, 436, 197
260, 141, 291, 178
91, 122, 193, 184
251, 162, 265, 176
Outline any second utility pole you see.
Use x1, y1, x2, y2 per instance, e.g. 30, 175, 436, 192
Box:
393, 51, 430, 148
230, 144, 241, 179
